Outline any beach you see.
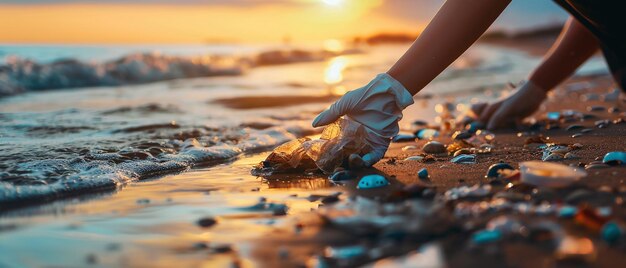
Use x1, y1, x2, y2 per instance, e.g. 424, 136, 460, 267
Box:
1, 40, 625, 268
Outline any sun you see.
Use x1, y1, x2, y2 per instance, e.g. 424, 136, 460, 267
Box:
322, 0, 343, 7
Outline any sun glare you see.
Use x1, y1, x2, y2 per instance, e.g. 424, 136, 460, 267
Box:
322, 0, 343, 7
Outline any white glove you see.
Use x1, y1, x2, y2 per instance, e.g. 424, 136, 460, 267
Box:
312, 73, 414, 167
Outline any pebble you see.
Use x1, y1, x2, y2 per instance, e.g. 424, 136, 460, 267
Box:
197, 217, 218, 228
452, 130, 472, 140
416, 129, 440, 140
401, 145, 418, 151
571, 133, 583, 138
587, 105, 606, 112
418, 168, 429, 179
601, 222, 623, 244
412, 120, 428, 126
542, 153, 564, 161
450, 154, 476, 164
565, 124, 584, 131
453, 148, 472, 157
471, 229, 502, 245
357, 175, 389, 189
564, 152, 578, 159
603, 151, 626, 165
404, 155, 424, 161
392, 134, 415, 143
485, 163, 514, 178
558, 206, 578, 218
329, 170, 354, 181
422, 141, 446, 154
581, 128, 593, 133
585, 161, 610, 169
595, 119, 610, 128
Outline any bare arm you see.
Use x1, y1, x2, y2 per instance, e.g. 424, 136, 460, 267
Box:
528, 17, 599, 91
387, 0, 512, 95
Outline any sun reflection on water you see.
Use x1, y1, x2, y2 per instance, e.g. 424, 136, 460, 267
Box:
324, 56, 348, 95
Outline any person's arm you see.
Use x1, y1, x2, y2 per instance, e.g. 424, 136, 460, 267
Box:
527, 17, 599, 90
387, 0, 512, 95
477, 16, 600, 129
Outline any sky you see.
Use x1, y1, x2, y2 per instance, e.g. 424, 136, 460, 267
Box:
0, 0, 569, 44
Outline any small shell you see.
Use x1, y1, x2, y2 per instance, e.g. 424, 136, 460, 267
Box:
451, 154, 476, 164
357, 175, 389, 189
422, 141, 446, 154
416, 129, 439, 140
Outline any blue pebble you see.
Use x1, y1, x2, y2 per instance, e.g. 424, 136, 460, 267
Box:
601, 222, 622, 244
418, 168, 429, 179
392, 134, 416, 143
472, 229, 502, 245
558, 206, 578, 218
547, 112, 560, 120
485, 163, 514, 178
466, 122, 485, 133
416, 129, 439, 140
357, 175, 389, 189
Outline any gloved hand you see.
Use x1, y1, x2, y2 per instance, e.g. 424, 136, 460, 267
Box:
312, 73, 414, 167
478, 81, 547, 130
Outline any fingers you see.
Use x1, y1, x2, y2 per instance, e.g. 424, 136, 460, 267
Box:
312, 109, 340, 127
312, 94, 351, 127
477, 102, 501, 125
486, 106, 511, 130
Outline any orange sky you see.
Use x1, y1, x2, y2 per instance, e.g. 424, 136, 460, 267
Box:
0, 1, 426, 44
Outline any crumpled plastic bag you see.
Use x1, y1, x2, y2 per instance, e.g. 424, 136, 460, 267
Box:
254, 117, 371, 174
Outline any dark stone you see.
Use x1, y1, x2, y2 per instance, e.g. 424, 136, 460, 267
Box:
197, 217, 218, 228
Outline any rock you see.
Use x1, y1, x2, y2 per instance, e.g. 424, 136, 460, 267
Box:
392, 134, 415, 143
595, 119, 610, 128
452, 130, 472, 140
451, 154, 476, 164
404, 155, 425, 161
357, 174, 389, 189
587, 105, 606, 112
485, 163, 514, 178
329, 170, 354, 181
564, 152, 579, 159
197, 217, 218, 228
472, 229, 502, 245
416, 129, 439, 139
601, 222, 623, 244
558, 206, 578, 218
422, 141, 446, 154
543, 153, 564, 161
571, 133, 584, 138
566, 124, 584, 131
401, 145, 418, 151
453, 148, 472, 157
418, 168, 429, 179
602, 151, 626, 165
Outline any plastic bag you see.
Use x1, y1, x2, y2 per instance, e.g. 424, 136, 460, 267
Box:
255, 117, 371, 174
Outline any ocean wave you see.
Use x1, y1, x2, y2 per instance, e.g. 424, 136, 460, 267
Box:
0, 123, 313, 206
0, 48, 350, 97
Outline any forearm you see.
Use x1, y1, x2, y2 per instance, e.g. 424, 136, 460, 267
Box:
387, 0, 511, 95
528, 17, 599, 91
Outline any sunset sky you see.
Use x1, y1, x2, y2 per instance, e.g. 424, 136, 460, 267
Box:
0, 0, 568, 44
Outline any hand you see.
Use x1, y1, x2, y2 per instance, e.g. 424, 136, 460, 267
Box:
312, 73, 414, 167
478, 81, 547, 130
